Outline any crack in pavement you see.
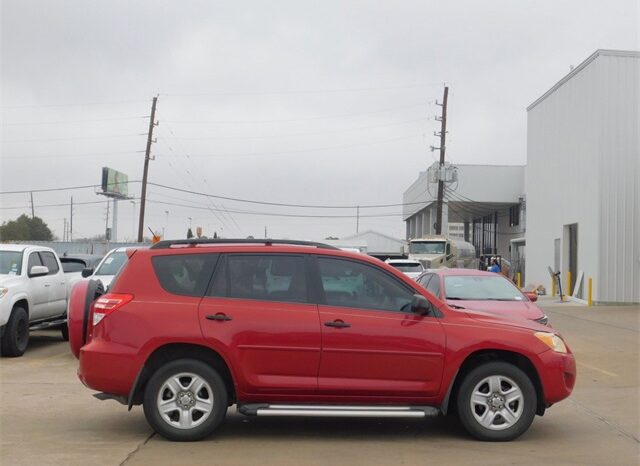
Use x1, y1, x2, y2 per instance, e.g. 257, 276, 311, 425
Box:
119, 432, 155, 466
569, 399, 639, 443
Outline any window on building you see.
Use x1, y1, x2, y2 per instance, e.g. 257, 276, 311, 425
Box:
509, 205, 520, 227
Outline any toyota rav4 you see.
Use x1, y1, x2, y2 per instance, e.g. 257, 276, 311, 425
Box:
68, 239, 575, 442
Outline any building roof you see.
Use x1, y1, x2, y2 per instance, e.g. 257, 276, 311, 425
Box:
527, 49, 640, 111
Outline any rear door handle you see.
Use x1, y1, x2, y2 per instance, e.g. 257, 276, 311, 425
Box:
324, 320, 351, 328
206, 313, 232, 322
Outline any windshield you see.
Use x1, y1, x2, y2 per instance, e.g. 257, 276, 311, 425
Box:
95, 251, 127, 276
389, 263, 423, 273
409, 241, 446, 254
444, 275, 525, 301
0, 251, 23, 275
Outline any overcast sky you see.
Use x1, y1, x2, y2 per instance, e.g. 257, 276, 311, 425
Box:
1, 0, 638, 242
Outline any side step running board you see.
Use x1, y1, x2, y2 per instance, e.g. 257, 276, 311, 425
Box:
238, 404, 439, 418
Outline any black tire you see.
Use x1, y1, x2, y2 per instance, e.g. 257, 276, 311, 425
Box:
456, 361, 537, 441
1, 306, 29, 357
60, 324, 69, 341
143, 359, 228, 441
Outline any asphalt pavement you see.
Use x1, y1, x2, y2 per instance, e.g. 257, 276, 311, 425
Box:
1, 300, 638, 466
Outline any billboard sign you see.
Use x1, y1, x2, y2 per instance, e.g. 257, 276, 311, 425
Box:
101, 167, 129, 198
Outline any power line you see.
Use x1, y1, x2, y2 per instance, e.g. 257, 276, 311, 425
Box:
0, 99, 150, 110
147, 182, 435, 210
2, 133, 145, 143
162, 103, 428, 125
1, 116, 149, 126
0, 181, 140, 195
158, 118, 429, 141
2, 150, 143, 160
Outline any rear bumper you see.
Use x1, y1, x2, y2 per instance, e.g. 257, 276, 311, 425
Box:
78, 340, 140, 397
537, 349, 576, 405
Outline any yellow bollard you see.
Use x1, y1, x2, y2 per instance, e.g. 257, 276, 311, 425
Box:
551, 279, 556, 297
567, 271, 572, 297
588, 277, 593, 306
517, 272, 521, 288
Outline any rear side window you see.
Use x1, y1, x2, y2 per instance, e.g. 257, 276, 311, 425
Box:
61, 260, 85, 273
209, 254, 308, 304
40, 252, 60, 275
152, 254, 217, 297
417, 273, 432, 288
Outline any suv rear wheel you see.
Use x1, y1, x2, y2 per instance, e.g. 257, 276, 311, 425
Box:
143, 359, 228, 441
456, 361, 536, 441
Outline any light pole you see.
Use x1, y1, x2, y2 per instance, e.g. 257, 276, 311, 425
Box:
188, 217, 192, 229
164, 210, 169, 239
129, 200, 137, 242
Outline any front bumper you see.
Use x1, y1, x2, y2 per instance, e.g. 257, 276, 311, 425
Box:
537, 349, 576, 405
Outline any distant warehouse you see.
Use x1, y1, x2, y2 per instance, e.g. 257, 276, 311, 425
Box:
526, 49, 639, 304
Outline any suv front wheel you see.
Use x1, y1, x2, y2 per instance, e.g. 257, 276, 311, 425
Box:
456, 361, 537, 441
143, 359, 228, 441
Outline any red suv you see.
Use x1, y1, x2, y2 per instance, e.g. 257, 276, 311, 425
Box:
68, 239, 575, 442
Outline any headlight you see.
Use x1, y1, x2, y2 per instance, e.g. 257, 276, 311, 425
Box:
534, 332, 567, 353
0, 287, 8, 299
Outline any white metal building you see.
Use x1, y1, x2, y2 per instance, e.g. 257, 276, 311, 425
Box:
526, 50, 640, 303
403, 164, 526, 262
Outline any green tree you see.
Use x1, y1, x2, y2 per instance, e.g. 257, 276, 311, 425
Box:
186, 228, 194, 239
0, 215, 54, 241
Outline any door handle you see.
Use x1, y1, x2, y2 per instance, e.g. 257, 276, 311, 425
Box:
206, 313, 232, 322
324, 320, 351, 328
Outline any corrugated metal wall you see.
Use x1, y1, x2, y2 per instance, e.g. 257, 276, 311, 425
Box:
526, 50, 639, 303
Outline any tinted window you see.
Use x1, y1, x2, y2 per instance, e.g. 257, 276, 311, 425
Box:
27, 252, 43, 274
61, 259, 86, 273
426, 275, 441, 298
95, 251, 127, 276
152, 254, 215, 297
318, 257, 413, 312
444, 275, 525, 301
417, 273, 432, 288
209, 254, 308, 304
40, 252, 60, 275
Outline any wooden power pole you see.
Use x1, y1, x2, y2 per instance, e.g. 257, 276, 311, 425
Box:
137, 96, 158, 242
435, 86, 449, 235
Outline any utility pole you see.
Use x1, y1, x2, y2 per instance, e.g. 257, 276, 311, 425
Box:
138, 96, 158, 242
30, 192, 35, 218
435, 86, 449, 235
105, 200, 110, 240
63, 218, 67, 242
356, 205, 360, 234
70, 196, 73, 241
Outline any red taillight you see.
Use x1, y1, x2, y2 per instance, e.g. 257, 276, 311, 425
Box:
92, 293, 133, 327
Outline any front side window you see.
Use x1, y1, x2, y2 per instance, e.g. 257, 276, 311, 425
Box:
426, 275, 441, 298
40, 252, 60, 275
27, 252, 43, 274
95, 251, 127, 276
417, 273, 432, 288
318, 257, 414, 313
209, 254, 308, 304
152, 254, 215, 297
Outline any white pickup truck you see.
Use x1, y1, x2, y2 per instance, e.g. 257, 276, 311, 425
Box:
0, 244, 69, 357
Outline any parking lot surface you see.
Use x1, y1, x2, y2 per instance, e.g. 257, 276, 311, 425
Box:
1, 300, 638, 466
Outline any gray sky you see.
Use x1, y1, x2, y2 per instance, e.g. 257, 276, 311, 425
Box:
1, 0, 638, 241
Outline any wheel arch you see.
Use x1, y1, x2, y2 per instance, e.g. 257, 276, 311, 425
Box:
442, 349, 545, 416
128, 342, 236, 410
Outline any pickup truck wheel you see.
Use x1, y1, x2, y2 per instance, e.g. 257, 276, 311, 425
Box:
456, 361, 536, 441
1, 306, 29, 357
143, 359, 228, 441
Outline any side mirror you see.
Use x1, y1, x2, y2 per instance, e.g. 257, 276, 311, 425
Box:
411, 294, 433, 316
81, 267, 94, 278
29, 265, 49, 277
525, 291, 538, 302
